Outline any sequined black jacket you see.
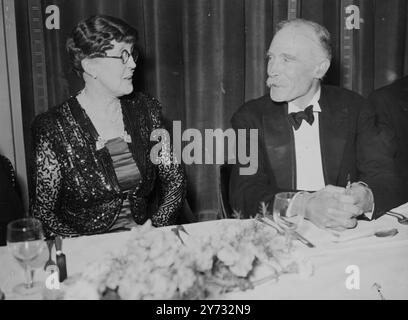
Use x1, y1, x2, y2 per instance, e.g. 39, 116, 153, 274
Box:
30, 93, 186, 237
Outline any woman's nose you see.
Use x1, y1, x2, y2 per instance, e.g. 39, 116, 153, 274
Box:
127, 55, 137, 69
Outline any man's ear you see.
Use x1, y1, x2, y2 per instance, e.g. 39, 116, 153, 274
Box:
81, 59, 98, 79
314, 58, 330, 80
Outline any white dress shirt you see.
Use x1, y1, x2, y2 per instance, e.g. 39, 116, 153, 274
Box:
288, 88, 375, 219
288, 88, 325, 192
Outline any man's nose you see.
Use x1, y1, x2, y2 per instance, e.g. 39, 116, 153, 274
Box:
267, 58, 282, 75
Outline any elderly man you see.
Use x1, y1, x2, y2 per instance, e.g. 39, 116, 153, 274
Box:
368, 76, 408, 202
230, 19, 404, 230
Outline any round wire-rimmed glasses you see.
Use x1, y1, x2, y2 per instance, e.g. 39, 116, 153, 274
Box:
104, 49, 138, 65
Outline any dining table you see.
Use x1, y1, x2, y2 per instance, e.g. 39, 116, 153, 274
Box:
1, 203, 408, 300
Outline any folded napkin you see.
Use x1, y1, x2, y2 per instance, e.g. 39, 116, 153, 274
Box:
390, 202, 408, 215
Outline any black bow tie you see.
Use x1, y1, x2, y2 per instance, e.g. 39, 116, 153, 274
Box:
288, 105, 315, 130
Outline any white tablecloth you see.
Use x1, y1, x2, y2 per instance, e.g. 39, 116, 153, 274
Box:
1, 211, 408, 300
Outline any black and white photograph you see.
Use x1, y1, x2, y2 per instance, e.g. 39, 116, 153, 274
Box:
0, 0, 408, 303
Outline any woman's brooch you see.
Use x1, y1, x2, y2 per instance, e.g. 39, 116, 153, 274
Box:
122, 131, 132, 143
96, 137, 107, 150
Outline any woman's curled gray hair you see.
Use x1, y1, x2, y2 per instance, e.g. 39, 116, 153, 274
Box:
66, 15, 138, 76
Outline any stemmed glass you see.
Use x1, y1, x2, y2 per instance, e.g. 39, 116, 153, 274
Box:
272, 192, 304, 250
7, 218, 45, 295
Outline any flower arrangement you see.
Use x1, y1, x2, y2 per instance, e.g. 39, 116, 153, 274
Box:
64, 217, 311, 300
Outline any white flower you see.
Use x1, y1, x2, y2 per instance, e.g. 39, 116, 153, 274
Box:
217, 245, 240, 266
64, 280, 99, 300
67, 218, 307, 299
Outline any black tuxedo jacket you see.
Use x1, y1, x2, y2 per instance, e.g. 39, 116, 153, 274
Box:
230, 85, 405, 219
369, 76, 408, 201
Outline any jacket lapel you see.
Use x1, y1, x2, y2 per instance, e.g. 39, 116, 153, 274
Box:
262, 102, 296, 190
68, 97, 122, 193
122, 99, 148, 183
318, 87, 349, 185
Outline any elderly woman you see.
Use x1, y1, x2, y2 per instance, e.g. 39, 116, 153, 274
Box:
30, 15, 186, 237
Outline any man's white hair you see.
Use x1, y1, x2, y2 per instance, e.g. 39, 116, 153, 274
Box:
276, 18, 332, 61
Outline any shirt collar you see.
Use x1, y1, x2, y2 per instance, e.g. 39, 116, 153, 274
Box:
288, 87, 322, 113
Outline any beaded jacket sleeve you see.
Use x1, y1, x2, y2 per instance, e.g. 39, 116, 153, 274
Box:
143, 95, 187, 227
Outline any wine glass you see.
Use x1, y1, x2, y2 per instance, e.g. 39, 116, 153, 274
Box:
272, 192, 304, 250
7, 218, 45, 295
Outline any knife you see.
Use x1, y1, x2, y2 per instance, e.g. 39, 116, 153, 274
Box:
261, 217, 315, 248
55, 236, 67, 282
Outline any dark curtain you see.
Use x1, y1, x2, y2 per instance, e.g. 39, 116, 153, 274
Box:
15, 0, 408, 217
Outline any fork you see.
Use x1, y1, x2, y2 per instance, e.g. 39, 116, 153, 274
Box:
171, 225, 190, 245
256, 216, 315, 248
171, 227, 185, 245
386, 211, 408, 225
44, 239, 56, 271
255, 216, 284, 234
177, 225, 190, 235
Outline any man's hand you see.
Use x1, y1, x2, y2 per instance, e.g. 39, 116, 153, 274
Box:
348, 183, 374, 213
303, 185, 363, 231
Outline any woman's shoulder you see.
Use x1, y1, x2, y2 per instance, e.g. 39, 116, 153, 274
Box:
31, 98, 74, 133
124, 92, 162, 114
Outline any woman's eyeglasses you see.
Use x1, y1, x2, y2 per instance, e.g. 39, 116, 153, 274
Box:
104, 49, 138, 65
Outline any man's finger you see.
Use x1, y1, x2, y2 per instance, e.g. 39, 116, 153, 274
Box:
324, 219, 345, 230
325, 224, 347, 232
327, 207, 356, 220
327, 208, 358, 229
332, 193, 356, 204
322, 185, 347, 194
341, 203, 363, 217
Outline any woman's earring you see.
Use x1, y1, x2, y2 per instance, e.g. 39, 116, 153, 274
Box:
85, 71, 97, 79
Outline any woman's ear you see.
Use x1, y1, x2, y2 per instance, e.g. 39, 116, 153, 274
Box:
314, 58, 331, 80
81, 59, 97, 79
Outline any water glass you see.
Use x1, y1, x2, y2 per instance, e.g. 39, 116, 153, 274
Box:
272, 192, 304, 249
7, 218, 45, 295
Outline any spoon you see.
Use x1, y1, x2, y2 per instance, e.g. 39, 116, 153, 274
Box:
374, 228, 399, 237
386, 211, 408, 225
333, 228, 398, 242
44, 239, 56, 271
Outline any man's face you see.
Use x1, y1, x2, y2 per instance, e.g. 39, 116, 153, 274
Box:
266, 25, 328, 105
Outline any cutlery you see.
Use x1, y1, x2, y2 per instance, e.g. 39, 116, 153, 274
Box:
44, 239, 56, 271
386, 211, 408, 225
373, 283, 386, 300
333, 228, 399, 242
171, 226, 186, 245
55, 236, 67, 282
256, 216, 315, 248
177, 225, 189, 235
255, 216, 284, 234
